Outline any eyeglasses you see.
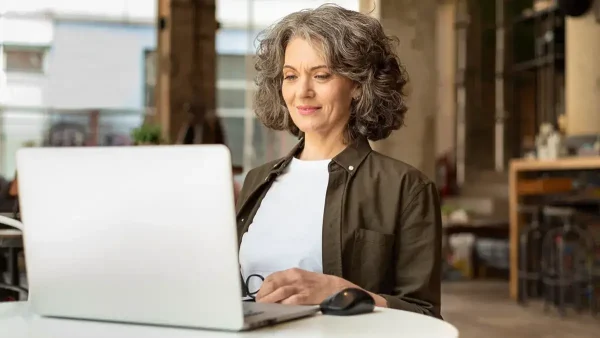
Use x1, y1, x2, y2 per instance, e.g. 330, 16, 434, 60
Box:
243, 274, 265, 301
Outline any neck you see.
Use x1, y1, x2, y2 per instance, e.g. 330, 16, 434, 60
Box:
298, 132, 347, 161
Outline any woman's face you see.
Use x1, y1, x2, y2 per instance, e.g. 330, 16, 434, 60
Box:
281, 37, 356, 139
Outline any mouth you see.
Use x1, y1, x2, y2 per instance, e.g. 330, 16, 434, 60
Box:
296, 105, 321, 115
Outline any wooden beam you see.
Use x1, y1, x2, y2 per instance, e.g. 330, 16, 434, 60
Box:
155, 0, 171, 139
155, 0, 217, 143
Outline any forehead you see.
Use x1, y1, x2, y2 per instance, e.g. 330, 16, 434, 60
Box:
284, 37, 327, 66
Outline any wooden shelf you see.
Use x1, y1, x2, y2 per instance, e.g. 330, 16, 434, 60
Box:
510, 156, 600, 171
512, 54, 564, 73
516, 177, 573, 195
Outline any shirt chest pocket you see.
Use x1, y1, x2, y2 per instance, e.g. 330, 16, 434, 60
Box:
349, 228, 395, 291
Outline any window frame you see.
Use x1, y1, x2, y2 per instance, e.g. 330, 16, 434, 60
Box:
142, 48, 157, 108
2, 44, 49, 74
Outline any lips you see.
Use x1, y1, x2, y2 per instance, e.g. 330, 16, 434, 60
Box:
296, 105, 321, 115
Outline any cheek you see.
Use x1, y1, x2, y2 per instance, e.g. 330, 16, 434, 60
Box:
323, 89, 351, 111
319, 82, 350, 103
281, 84, 293, 105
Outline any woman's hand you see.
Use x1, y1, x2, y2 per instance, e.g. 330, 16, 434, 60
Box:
255, 268, 388, 307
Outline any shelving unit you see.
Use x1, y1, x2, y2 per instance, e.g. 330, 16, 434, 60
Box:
507, 1, 566, 155
454, 1, 570, 173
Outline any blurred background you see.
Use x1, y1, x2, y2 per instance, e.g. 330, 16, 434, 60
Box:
1, 0, 600, 337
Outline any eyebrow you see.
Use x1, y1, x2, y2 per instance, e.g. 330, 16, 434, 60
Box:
283, 64, 328, 71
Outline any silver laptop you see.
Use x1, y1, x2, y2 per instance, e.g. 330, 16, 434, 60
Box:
16, 145, 318, 331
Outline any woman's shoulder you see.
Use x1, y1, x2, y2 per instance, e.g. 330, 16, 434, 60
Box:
367, 151, 431, 181
363, 150, 436, 195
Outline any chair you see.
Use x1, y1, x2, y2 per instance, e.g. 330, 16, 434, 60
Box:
541, 206, 595, 316
517, 205, 545, 304
0, 215, 27, 302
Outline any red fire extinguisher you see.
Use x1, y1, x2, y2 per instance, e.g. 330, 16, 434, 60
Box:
436, 153, 456, 198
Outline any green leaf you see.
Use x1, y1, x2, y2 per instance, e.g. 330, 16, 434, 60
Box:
131, 123, 163, 145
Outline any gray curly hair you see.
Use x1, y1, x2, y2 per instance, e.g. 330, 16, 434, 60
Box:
253, 3, 409, 142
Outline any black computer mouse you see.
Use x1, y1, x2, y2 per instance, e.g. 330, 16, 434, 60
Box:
319, 288, 375, 316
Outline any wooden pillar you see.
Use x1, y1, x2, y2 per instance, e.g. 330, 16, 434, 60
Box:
88, 110, 100, 146
155, 0, 217, 143
565, 9, 600, 136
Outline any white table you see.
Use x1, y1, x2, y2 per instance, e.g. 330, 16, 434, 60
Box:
1, 301, 459, 337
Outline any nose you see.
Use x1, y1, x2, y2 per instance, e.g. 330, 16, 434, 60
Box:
298, 76, 314, 98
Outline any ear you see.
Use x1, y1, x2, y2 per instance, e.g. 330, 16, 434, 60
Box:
351, 84, 361, 101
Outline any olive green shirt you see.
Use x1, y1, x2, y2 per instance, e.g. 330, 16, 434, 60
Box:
236, 137, 442, 318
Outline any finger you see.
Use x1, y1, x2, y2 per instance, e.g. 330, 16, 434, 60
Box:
257, 285, 298, 304
270, 268, 303, 284
256, 270, 294, 299
255, 278, 278, 300
284, 268, 305, 282
280, 294, 309, 305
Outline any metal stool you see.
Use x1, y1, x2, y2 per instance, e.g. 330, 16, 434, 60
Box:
0, 245, 27, 302
541, 206, 595, 316
0, 216, 27, 302
517, 205, 544, 304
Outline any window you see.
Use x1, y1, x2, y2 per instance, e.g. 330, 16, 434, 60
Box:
217, 54, 248, 81
143, 49, 157, 108
220, 117, 273, 169
216, 54, 253, 116
0, 110, 48, 177
217, 88, 247, 109
221, 117, 245, 167
3, 46, 45, 73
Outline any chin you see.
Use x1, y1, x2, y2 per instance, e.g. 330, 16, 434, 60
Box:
295, 123, 322, 135
291, 115, 333, 136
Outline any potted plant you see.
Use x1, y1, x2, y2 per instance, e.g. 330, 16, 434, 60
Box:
131, 123, 164, 145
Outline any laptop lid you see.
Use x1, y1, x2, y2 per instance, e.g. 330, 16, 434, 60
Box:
16, 145, 246, 330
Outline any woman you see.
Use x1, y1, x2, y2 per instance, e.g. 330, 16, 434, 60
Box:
236, 4, 442, 319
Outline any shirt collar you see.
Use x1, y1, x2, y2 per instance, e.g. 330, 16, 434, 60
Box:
270, 136, 372, 175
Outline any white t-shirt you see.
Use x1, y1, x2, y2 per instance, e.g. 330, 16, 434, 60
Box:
239, 157, 330, 293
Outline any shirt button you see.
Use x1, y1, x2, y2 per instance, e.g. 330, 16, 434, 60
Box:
348, 165, 354, 171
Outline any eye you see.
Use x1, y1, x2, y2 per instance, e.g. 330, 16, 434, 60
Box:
284, 74, 297, 81
315, 74, 331, 80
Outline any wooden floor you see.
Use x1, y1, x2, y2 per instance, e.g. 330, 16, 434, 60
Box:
442, 281, 598, 338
